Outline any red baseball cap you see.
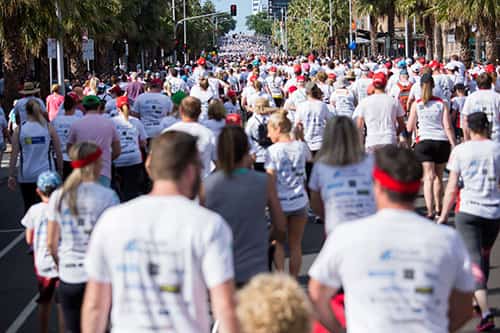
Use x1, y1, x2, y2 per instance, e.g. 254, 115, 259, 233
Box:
227, 89, 237, 98
372, 72, 387, 88
429, 60, 440, 70
288, 85, 298, 94
68, 92, 81, 103
308, 54, 315, 61
226, 113, 242, 126
485, 64, 495, 73
293, 64, 302, 73
384, 61, 393, 69
116, 96, 129, 109
418, 56, 426, 65
269, 66, 277, 73
150, 78, 163, 87
327, 73, 337, 80
197, 57, 206, 66
297, 75, 306, 83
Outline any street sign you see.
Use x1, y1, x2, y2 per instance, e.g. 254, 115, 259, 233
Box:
82, 38, 95, 61
447, 34, 455, 43
47, 38, 57, 59
348, 41, 357, 50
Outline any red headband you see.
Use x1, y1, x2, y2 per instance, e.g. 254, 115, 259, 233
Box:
373, 166, 421, 194
71, 148, 102, 169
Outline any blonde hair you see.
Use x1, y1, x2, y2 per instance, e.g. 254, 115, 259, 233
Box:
58, 142, 101, 216
254, 97, 276, 115
89, 77, 99, 93
317, 116, 364, 166
26, 100, 47, 126
237, 273, 312, 333
268, 110, 292, 134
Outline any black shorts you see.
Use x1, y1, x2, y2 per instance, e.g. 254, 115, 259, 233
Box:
36, 276, 59, 304
414, 140, 450, 164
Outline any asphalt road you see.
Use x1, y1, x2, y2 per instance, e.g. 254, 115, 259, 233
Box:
0, 151, 499, 332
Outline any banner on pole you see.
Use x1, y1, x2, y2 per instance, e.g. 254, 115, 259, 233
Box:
82, 39, 95, 61
47, 38, 57, 59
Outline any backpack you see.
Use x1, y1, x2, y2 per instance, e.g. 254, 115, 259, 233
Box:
397, 82, 412, 112
252, 116, 273, 148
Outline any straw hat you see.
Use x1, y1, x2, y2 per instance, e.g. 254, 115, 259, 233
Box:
19, 82, 40, 95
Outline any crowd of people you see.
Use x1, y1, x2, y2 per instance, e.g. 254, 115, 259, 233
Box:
2, 49, 500, 333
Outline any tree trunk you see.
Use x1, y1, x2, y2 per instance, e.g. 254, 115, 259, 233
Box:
455, 23, 471, 65
423, 16, 434, 60
387, 5, 396, 54
38, 45, 50, 99
482, 17, 498, 63
433, 20, 443, 61
2, 14, 28, 110
369, 15, 378, 57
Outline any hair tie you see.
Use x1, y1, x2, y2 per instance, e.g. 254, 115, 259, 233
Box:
373, 166, 421, 194
71, 148, 102, 169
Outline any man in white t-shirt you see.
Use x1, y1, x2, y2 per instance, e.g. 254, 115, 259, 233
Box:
82, 131, 238, 333
356, 72, 405, 152
133, 78, 173, 139
164, 96, 216, 178
462, 73, 500, 141
308, 145, 474, 333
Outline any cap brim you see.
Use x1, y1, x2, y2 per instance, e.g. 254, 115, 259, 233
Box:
19, 88, 40, 94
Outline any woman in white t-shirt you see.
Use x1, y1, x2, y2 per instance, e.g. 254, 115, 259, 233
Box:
407, 73, 456, 219
309, 116, 376, 236
52, 94, 82, 179
330, 79, 356, 117
8, 100, 63, 212
190, 78, 214, 122
47, 142, 119, 333
111, 96, 147, 201
438, 112, 500, 331
265, 110, 311, 277
202, 99, 226, 140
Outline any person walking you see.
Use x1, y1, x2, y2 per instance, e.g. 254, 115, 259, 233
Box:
82, 131, 239, 333
47, 142, 119, 333
438, 112, 500, 332
407, 73, 456, 219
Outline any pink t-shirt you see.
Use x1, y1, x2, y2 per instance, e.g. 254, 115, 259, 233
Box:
46, 93, 65, 121
67, 114, 119, 179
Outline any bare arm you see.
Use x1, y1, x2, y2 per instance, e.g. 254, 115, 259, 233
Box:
111, 139, 121, 160
437, 171, 459, 224
82, 280, 112, 333
7, 127, 20, 190
442, 104, 456, 147
266, 172, 287, 271
356, 116, 365, 144
25, 228, 34, 246
310, 190, 324, 221
49, 125, 64, 174
308, 278, 345, 333
46, 220, 60, 267
406, 102, 417, 133
210, 280, 240, 333
462, 116, 471, 141
448, 288, 474, 332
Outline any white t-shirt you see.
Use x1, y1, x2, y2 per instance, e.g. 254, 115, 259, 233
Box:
52, 114, 81, 161
461, 89, 500, 141
415, 98, 448, 141
265, 76, 284, 98
448, 140, 500, 219
189, 86, 215, 122
134, 92, 173, 138
166, 76, 188, 94
201, 119, 225, 140
295, 100, 333, 151
357, 93, 404, 148
112, 115, 147, 167
15, 96, 47, 124
351, 77, 372, 103
18, 121, 54, 183
47, 183, 119, 283
309, 209, 475, 333
159, 116, 180, 132
85, 195, 234, 333
105, 98, 120, 118
264, 141, 311, 212
164, 122, 216, 178
21, 202, 58, 278
247, 91, 275, 109
308, 156, 376, 235
330, 88, 356, 117
245, 114, 270, 163
224, 101, 241, 115
317, 82, 333, 104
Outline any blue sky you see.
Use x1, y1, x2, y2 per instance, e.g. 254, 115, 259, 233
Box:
209, 0, 251, 32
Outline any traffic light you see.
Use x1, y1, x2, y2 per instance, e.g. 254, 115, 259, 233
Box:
230, 4, 237, 16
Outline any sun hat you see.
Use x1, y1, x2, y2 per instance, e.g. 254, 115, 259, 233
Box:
37, 171, 62, 193
19, 82, 40, 95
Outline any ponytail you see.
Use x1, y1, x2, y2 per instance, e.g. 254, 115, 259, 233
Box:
421, 81, 433, 104
58, 142, 101, 216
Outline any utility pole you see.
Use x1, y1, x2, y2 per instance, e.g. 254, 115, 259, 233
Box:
172, 0, 177, 63
183, 0, 187, 64
349, 0, 353, 60
329, 0, 333, 58
404, 16, 409, 58
55, 0, 65, 94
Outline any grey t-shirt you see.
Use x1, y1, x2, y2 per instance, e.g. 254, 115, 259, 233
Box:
204, 169, 269, 283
